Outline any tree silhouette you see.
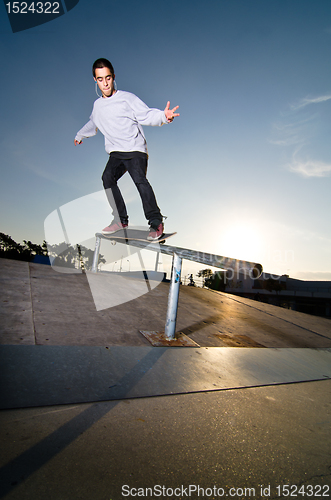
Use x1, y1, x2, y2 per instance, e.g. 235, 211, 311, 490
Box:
204, 270, 226, 292
46, 242, 106, 270
0, 232, 34, 261
23, 239, 48, 256
197, 268, 213, 286
0, 233, 105, 271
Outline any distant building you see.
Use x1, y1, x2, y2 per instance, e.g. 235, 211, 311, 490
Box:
207, 271, 331, 318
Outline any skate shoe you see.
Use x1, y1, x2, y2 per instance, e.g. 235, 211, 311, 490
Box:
101, 221, 128, 235
147, 222, 164, 241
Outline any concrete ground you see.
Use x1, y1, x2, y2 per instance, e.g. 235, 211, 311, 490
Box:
0, 258, 331, 499
0, 381, 330, 499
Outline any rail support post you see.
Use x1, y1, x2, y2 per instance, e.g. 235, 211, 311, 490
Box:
164, 253, 182, 340
92, 234, 102, 273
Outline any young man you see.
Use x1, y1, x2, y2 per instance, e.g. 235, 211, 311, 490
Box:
74, 58, 179, 240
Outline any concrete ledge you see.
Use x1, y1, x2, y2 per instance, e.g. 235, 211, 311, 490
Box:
0, 345, 330, 409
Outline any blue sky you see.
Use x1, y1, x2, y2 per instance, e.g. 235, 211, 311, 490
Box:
1, 0, 331, 280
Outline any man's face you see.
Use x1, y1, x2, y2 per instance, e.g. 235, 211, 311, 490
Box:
94, 67, 116, 98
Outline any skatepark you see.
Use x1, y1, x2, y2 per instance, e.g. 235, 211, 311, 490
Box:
0, 257, 331, 499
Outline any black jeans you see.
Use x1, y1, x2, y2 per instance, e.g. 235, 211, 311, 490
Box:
102, 155, 162, 226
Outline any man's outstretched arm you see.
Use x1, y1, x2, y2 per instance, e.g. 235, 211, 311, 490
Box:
74, 119, 98, 145
164, 101, 180, 123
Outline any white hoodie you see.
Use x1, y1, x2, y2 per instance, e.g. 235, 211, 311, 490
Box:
75, 90, 168, 154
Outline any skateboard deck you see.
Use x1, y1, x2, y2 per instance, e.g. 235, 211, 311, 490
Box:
102, 228, 176, 243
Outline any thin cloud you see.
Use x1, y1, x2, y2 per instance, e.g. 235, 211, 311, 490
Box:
271, 93, 331, 177
287, 158, 331, 178
290, 94, 331, 111
270, 116, 315, 146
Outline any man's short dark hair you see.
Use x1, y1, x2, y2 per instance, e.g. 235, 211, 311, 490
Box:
92, 58, 114, 78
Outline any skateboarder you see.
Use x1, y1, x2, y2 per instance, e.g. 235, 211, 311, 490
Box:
74, 58, 179, 241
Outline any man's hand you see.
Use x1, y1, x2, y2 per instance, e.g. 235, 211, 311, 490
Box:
164, 101, 180, 123
74, 139, 82, 145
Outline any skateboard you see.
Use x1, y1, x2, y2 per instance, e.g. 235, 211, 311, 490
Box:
102, 228, 176, 244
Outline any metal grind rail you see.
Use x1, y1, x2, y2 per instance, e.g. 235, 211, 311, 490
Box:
92, 233, 263, 345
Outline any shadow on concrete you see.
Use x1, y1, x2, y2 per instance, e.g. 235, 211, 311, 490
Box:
0, 347, 165, 498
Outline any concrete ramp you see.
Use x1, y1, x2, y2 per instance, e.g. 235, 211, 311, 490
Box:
1, 259, 331, 348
